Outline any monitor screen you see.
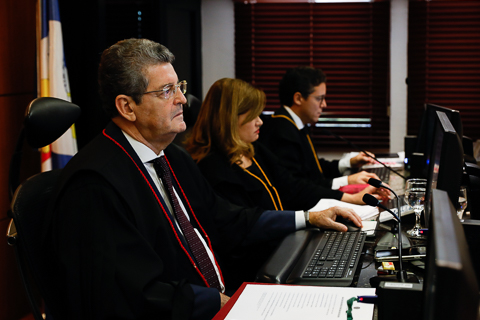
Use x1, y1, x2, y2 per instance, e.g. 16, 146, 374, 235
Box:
415, 103, 463, 177
423, 111, 464, 229
423, 189, 479, 320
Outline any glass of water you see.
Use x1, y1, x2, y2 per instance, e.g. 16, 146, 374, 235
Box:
404, 178, 427, 238
457, 186, 468, 219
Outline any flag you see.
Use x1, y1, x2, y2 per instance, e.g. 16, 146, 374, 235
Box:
37, 0, 77, 171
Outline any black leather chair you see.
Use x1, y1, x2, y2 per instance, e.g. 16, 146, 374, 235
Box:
183, 93, 201, 128
7, 97, 81, 320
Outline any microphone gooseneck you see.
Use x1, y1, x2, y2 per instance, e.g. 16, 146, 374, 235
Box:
368, 178, 402, 222
367, 177, 404, 239
362, 194, 406, 282
362, 194, 399, 221
321, 128, 406, 180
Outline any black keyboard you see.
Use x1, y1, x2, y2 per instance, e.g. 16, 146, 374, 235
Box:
366, 166, 390, 182
286, 230, 366, 287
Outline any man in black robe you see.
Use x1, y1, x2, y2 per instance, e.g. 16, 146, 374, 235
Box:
47, 39, 363, 320
259, 66, 378, 195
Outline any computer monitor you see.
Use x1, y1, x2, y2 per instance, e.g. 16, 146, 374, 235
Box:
423, 111, 464, 229
416, 103, 463, 155
423, 189, 479, 320
415, 103, 463, 178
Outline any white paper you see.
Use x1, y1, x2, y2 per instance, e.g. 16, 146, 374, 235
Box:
225, 284, 375, 320
310, 198, 379, 221
361, 220, 378, 236
378, 205, 414, 222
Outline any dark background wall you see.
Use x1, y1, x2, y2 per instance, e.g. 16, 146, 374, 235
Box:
60, 0, 202, 148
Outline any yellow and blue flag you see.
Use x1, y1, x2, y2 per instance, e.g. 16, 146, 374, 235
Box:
37, 0, 77, 171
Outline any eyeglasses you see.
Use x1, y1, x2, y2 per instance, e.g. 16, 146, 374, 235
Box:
143, 80, 187, 99
311, 94, 326, 105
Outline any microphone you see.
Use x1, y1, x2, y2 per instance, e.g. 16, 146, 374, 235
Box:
321, 128, 406, 180
362, 193, 400, 222
366, 177, 383, 189
367, 178, 411, 251
368, 178, 400, 218
363, 194, 407, 282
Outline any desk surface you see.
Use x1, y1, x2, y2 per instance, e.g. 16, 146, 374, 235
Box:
354, 215, 427, 319
248, 168, 431, 318
355, 214, 427, 289
354, 167, 428, 287
342, 164, 424, 288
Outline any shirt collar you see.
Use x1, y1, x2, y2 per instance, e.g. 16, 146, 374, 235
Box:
122, 131, 164, 164
284, 105, 305, 130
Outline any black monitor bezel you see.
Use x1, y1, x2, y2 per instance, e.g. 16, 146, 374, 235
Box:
415, 103, 463, 177
423, 189, 479, 320
423, 111, 464, 229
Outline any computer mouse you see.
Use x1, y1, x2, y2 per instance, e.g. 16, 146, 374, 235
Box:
336, 216, 361, 232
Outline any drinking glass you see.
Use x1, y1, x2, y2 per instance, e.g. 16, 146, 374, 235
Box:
404, 178, 427, 238
457, 186, 468, 219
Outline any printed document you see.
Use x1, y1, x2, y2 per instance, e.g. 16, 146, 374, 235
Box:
224, 284, 375, 320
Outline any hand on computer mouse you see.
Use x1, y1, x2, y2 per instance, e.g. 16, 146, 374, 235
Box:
336, 216, 363, 232
309, 206, 363, 232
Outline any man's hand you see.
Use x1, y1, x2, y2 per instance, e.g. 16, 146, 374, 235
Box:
220, 293, 230, 308
341, 185, 391, 205
308, 206, 363, 232
347, 171, 380, 185
350, 151, 376, 168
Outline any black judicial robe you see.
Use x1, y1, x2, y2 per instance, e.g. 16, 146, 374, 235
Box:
196, 142, 343, 211
46, 122, 296, 320
259, 106, 342, 188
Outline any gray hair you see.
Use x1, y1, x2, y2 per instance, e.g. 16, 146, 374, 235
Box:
98, 38, 175, 118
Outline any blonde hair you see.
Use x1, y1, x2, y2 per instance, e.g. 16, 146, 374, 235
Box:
186, 78, 266, 165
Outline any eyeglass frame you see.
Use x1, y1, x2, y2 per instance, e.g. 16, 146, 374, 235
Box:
143, 80, 187, 99
310, 94, 326, 105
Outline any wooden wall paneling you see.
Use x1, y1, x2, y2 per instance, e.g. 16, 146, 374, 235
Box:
0, 0, 36, 96
1, 0, 40, 318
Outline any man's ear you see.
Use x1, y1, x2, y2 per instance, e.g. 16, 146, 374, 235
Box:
293, 92, 304, 106
115, 95, 137, 121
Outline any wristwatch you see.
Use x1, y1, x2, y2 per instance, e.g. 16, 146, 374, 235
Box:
304, 210, 312, 227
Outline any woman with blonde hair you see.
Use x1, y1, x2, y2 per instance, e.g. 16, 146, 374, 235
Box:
186, 78, 386, 211
186, 78, 389, 288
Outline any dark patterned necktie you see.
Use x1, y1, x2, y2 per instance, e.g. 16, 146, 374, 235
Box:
152, 156, 221, 291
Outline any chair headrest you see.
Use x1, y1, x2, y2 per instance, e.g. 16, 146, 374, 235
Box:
184, 94, 201, 127
186, 93, 201, 110
25, 97, 81, 148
